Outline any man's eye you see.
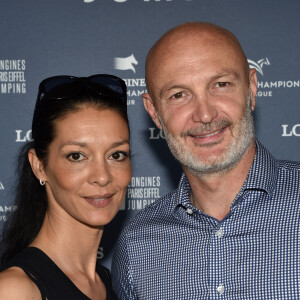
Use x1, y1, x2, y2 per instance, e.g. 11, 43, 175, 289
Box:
171, 92, 184, 99
216, 82, 229, 87
67, 152, 85, 162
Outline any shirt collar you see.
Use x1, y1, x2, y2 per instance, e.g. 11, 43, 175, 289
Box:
174, 139, 278, 210
242, 139, 277, 194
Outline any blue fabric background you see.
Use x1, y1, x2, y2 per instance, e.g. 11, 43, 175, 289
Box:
0, 0, 299, 269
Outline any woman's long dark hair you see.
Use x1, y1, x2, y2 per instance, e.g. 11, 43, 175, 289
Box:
0, 81, 128, 266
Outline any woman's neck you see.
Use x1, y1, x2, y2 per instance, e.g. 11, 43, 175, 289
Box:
30, 210, 103, 277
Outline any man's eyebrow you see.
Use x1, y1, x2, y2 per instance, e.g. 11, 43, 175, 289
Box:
211, 70, 240, 81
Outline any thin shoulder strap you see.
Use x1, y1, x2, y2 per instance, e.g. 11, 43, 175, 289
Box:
20, 266, 47, 300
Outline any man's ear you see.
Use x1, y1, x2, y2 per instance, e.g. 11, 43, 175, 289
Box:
142, 93, 162, 130
249, 68, 257, 111
28, 149, 47, 183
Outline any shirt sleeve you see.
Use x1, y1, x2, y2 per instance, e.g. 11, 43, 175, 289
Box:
111, 229, 137, 300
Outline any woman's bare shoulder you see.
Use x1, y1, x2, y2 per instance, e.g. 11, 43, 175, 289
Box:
0, 267, 42, 299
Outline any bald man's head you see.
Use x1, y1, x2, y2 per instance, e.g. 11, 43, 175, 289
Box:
142, 22, 257, 177
145, 22, 249, 99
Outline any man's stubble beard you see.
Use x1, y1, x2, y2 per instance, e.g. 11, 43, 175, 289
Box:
157, 94, 255, 177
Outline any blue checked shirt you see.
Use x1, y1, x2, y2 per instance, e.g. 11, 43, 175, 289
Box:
112, 141, 300, 299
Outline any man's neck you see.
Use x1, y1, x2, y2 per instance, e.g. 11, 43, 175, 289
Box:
183, 141, 256, 221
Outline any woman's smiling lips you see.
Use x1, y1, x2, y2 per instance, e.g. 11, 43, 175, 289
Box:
83, 194, 115, 208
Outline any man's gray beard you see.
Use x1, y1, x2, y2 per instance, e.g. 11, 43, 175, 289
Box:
157, 96, 255, 177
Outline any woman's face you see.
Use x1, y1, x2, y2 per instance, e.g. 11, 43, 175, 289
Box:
41, 107, 131, 227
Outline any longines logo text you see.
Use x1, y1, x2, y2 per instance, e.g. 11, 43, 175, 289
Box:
0, 59, 26, 94
282, 124, 300, 137
123, 78, 147, 105
15, 130, 32, 142
149, 128, 165, 139
126, 176, 161, 210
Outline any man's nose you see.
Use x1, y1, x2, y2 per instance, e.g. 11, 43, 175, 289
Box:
192, 92, 218, 124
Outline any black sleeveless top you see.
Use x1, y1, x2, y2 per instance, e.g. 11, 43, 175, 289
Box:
2, 247, 117, 300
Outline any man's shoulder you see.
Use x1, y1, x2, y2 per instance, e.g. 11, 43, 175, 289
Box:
256, 140, 300, 183
122, 189, 178, 234
276, 158, 300, 180
274, 158, 300, 194
277, 159, 300, 171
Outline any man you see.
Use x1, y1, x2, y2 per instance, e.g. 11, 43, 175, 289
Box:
112, 22, 300, 299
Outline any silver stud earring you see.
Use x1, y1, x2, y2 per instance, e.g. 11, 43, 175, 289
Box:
39, 179, 46, 186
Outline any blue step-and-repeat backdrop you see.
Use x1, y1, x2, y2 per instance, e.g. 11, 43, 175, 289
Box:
0, 0, 299, 269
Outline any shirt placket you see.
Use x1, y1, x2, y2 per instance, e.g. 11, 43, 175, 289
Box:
208, 219, 228, 299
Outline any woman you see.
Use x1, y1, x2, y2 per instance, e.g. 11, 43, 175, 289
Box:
0, 74, 131, 299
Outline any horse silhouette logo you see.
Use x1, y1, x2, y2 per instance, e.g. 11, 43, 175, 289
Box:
114, 54, 138, 73
247, 57, 270, 76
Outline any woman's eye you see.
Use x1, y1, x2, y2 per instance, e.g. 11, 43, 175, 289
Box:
110, 151, 129, 161
67, 152, 85, 162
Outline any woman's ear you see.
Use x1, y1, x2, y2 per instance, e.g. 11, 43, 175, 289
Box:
28, 149, 47, 183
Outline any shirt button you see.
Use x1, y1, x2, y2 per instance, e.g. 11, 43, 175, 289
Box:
216, 228, 224, 238
186, 208, 193, 215
216, 284, 224, 294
